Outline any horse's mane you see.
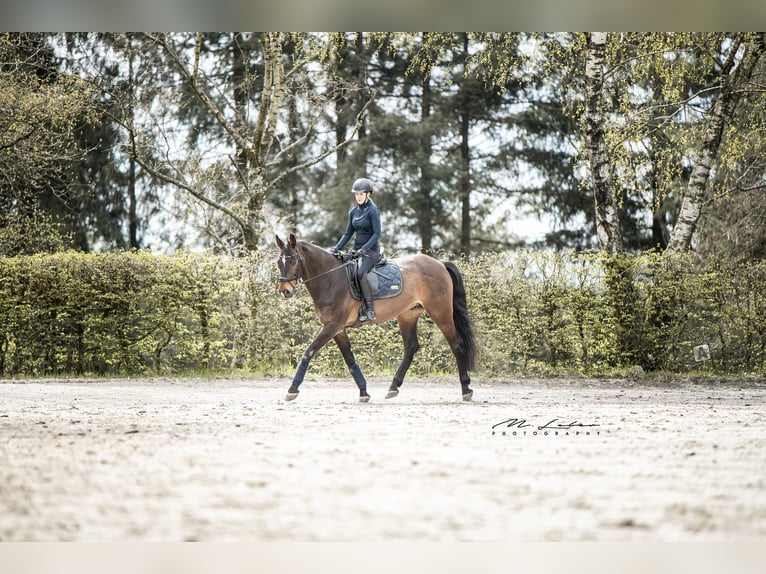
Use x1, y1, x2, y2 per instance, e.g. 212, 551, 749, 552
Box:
296, 239, 326, 254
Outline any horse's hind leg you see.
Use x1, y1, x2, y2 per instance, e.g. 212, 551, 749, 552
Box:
334, 330, 370, 403
387, 309, 423, 399
426, 306, 474, 401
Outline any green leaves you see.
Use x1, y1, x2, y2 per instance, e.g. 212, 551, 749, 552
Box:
1, 250, 764, 377
464, 250, 766, 375
0, 251, 237, 376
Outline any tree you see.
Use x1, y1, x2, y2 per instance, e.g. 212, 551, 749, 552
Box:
0, 33, 97, 255
122, 33, 376, 254
437, 33, 591, 252
666, 33, 766, 254
389, 32, 532, 255
60, 33, 150, 251
583, 32, 624, 255
532, 33, 766, 256
302, 32, 382, 249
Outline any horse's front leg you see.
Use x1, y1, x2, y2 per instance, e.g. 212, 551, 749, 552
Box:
334, 330, 370, 403
285, 322, 342, 401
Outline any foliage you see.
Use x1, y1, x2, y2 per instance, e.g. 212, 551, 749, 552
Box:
465, 250, 766, 375
0, 210, 74, 257
6, 33, 766, 258
2, 250, 764, 378
0, 251, 235, 375
0, 34, 96, 201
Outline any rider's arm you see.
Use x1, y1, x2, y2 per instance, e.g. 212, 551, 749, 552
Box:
334, 211, 354, 250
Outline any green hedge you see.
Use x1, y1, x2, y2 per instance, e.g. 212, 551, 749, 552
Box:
1, 250, 764, 377
464, 251, 766, 375
0, 251, 238, 375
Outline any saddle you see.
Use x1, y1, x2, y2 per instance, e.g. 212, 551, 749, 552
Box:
338, 254, 403, 301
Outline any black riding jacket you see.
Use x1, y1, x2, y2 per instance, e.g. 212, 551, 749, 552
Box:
334, 200, 381, 252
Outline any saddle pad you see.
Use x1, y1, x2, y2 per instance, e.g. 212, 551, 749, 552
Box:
347, 259, 403, 301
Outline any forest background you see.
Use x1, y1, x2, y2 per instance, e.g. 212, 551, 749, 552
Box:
1, 32, 765, 377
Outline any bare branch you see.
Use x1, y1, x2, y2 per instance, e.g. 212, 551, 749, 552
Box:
720, 34, 744, 77
192, 32, 201, 84
268, 116, 321, 166
133, 151, 248, 234
265, 87, 380, 192
228, 153, 250, 191
123, 103, 249, 236
145, 33, 252, 156
0, 124, 39, 151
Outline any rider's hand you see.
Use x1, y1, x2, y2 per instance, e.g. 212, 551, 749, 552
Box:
356, 248, 368, 258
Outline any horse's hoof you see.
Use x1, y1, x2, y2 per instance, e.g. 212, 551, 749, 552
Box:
285, 392, 299, 401
462, 390, 473, 401
359, 395, 370, 403
386, 389, 399, 399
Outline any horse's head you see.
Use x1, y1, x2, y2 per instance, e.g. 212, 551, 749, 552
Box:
275, 233, 303, 298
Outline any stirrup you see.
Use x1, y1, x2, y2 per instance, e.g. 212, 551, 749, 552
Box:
359, 305, 376, 322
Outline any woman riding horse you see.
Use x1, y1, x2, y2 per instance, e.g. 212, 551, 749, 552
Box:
276, 231, 478, 403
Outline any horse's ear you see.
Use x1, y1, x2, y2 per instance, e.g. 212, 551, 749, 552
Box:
288, 233, 297, 249
275, 235, 285, 249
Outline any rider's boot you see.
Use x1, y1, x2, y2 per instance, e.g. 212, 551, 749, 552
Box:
358, 275, 376, 322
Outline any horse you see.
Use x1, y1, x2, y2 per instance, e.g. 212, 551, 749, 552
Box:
275, 233, 478, 403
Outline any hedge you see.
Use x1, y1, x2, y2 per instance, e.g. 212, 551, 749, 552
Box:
1, 249, 764, 377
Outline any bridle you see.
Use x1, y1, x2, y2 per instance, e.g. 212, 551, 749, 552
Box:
278, 252, 304, 290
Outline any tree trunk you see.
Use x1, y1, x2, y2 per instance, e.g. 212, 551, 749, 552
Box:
334, 34, 367, 168
458, 33, 472, 257
232, 33, 249, 177
666, 34, 765, 254
584, 32, 623, 255
649, 137, 668, 251
417, 65, 435, 252
239, 33, 285, 252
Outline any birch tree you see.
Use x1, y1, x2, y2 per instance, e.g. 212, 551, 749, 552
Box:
666, 33, 766, 254
583, 32, 624, 255
553, 32, 766, 255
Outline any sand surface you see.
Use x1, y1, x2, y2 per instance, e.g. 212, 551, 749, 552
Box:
1, 376, 765, 541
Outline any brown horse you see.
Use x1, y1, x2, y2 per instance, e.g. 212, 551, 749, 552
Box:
275, 234, 477, 402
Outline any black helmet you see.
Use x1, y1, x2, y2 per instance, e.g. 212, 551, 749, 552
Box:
351, 177, 373, 193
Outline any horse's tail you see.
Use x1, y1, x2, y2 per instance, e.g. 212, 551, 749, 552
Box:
443, 261, 478, 372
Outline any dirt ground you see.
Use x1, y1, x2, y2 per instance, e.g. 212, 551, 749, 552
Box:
1, 375, 765, 542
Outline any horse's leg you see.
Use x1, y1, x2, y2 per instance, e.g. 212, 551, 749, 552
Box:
286, 322, 342, 401
386, 309, 422, 399
426, 306, 474, 401
334, 330, 370, 403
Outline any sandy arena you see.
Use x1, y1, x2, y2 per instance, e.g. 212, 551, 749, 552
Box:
1, 376, 765, 541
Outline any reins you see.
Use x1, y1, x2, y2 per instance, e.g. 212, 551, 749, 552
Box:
301, 259, 354, 284
280, 251, 354, 288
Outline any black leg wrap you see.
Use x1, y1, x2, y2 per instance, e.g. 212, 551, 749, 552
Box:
291, 357, 309, 390
348, 363, 367, 392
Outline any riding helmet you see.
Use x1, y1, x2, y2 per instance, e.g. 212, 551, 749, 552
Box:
351, 178, 373, 193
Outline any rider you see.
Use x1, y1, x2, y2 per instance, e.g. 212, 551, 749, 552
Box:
332, 177, 381, 322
